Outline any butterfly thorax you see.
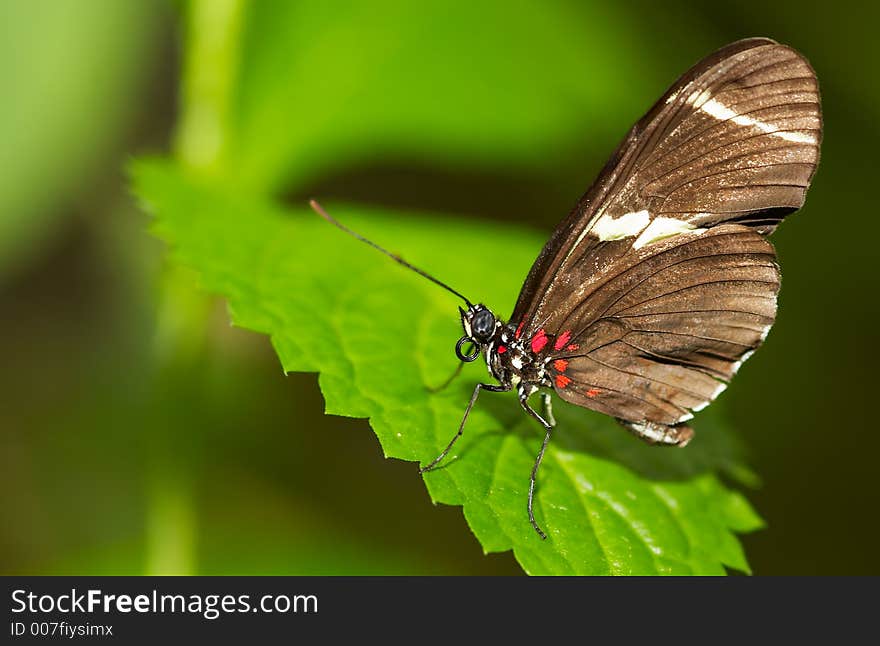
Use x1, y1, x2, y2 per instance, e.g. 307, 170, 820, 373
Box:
491, 327, 552, 393
459, 305, 552, 397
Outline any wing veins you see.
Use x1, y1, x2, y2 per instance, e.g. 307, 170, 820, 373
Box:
577, 245, 776, 325
615, 281, 779, 316
577, 352, 708, 406
652, 160, 815, 199
627, 328, 756, 348
643, 101, 819, 179
664, 162, 812, 200
647, 127, 819, 193
616, 308, 775, 319
713, 74, 817, 95
715, 54, 802, 94
557, 245, 776, 340
618, 339, 730, 380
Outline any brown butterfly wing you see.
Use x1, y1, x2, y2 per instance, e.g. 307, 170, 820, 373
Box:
512, 38, 820, 337
546, 224, 779, 426
508, 38, 820, 428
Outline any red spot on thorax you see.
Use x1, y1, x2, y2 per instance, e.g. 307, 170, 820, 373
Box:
553, 359, 569, 373
555, 374, 572, 389
531, 329, 549, 353
497, 345, 507, 354
566, 344, 580, 352
554, 330, 572, 351
515, 321, 525, 339
586, 388, 600, 398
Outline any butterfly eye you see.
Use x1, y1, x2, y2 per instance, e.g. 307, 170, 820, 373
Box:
471, 309, 496, 341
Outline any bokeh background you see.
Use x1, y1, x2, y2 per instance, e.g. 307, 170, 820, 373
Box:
2, 0, 878, 575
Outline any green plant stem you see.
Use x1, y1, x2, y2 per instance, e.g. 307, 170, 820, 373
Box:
145, 466, 196, 576
175, 0, 245, 174
144, 0, 246, 575
144, 265, 213, 576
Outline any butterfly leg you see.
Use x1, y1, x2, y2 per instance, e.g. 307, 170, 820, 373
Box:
425, 361, 464, 393
617, 419, 694, 447
540, 392, 556, 427
420, 382, 511, 473
520, 391, 554, 540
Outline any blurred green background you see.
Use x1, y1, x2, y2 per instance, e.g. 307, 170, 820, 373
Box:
1, 0, 878, 575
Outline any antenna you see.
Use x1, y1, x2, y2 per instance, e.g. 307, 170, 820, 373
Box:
310, 200, 474, 308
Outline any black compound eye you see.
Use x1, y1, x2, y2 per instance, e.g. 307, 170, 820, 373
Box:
471, 309, 496, 340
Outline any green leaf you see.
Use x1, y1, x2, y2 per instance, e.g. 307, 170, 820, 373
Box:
132, 159, 762, 575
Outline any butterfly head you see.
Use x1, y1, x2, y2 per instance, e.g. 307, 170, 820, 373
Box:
456, 304, 498, 362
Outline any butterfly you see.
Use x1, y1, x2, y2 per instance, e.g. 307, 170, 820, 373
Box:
312, 37, 822, 539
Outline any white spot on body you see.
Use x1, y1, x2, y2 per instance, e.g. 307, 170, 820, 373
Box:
518, 383, 538, 400
633, 217, 706, 250
700, 97, 817, 145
